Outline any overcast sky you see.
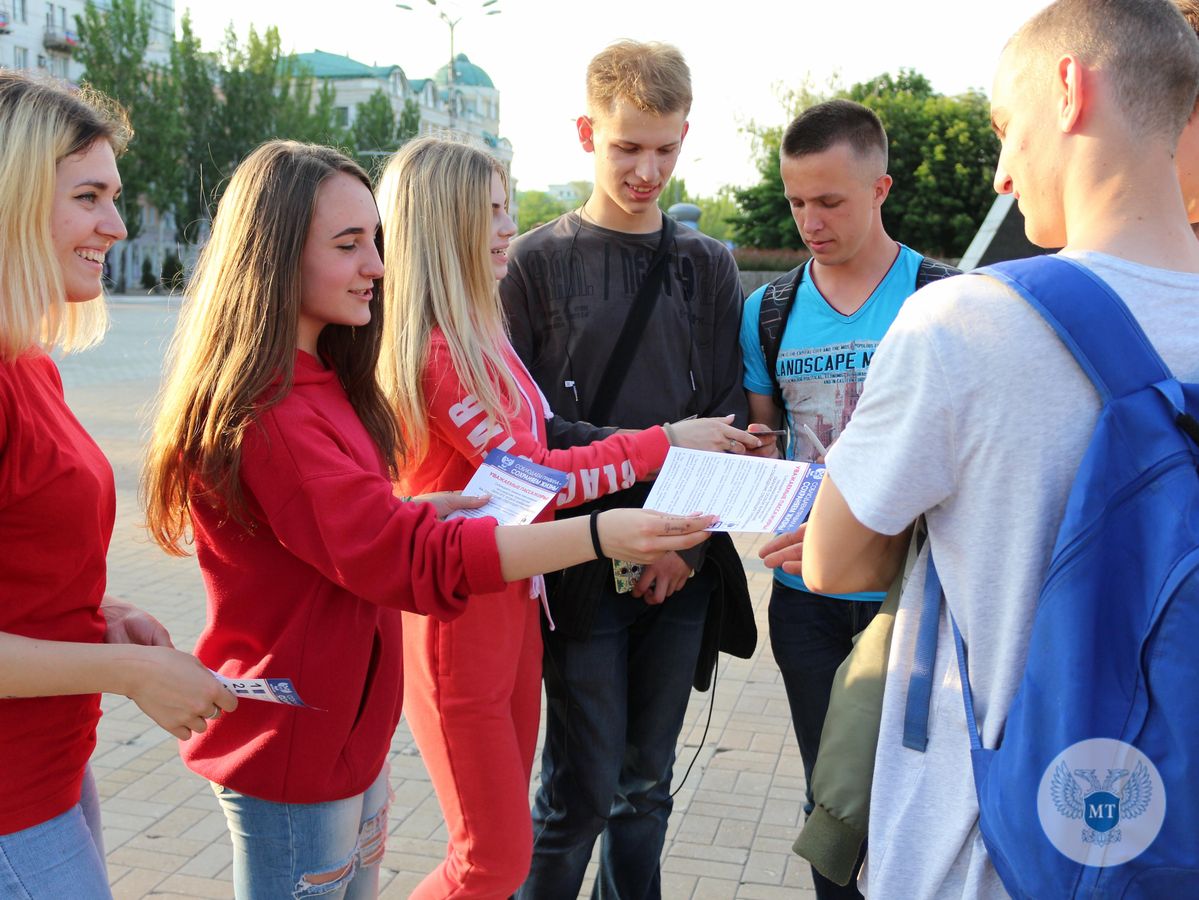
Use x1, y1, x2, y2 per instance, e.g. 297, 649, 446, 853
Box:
181, 0, 1054, 196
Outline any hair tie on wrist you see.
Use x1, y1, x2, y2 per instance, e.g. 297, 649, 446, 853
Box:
589, 509, 607, 561
662, 422, 677, 445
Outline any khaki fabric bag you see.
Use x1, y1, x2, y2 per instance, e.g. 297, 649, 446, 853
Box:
791, 521, 925, 885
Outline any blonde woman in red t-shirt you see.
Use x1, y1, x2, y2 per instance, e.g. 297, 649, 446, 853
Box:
0, 73, 233, 898
141, 139, 714, 899
374, 137, 752, 899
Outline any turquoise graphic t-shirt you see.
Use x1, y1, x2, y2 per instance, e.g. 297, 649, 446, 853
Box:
740, 244, 924, 601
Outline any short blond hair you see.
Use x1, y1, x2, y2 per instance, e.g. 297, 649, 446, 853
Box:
1009, 0, 1199, 141
0, 72, 130, 361
586, 40, 692, 120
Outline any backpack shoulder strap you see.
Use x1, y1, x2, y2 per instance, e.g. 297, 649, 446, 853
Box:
977, 256, 1172, 402
757, 263, 807, 410
916, 257, 961, 289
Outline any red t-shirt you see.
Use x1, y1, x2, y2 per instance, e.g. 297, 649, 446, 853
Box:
181, 352, 505, 803
0, 352, 113, 835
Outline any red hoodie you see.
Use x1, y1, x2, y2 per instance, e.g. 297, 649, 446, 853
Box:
181, 351, 505, 803
401, 331, 670, 516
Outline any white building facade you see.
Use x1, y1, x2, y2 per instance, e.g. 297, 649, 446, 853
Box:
0, 0, 172, 79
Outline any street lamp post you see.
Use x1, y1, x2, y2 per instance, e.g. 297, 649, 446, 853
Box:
396, 0, 501, 120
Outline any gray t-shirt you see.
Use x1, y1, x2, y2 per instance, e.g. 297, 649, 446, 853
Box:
826, 251, 1199, 899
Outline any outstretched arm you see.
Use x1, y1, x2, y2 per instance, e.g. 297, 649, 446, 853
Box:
494, 510, 715, 583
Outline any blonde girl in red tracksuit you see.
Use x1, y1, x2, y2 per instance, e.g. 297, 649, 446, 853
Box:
142, 140, 716, 900
375, 137, 753, 899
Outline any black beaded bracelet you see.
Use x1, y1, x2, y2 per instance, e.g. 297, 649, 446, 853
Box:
589, 509, 607, 560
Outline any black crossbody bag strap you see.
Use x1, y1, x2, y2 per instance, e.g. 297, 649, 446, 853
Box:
585, 214, 677, 425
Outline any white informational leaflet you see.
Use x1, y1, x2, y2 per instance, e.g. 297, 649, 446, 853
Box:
209, 669, 312, 707
446, 448, 570, 526
643, 447, 826, 533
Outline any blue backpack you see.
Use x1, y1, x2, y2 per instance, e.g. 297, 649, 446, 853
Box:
902, 255, 1199, 898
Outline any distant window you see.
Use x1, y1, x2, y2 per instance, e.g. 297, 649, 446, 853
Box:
14, 47, 28, 69
15, 0, 28, 24
333, 106, 349, 128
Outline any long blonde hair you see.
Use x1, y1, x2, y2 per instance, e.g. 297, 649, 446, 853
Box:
376, 137, 517, 465
0, 72, 130, 361
143, 141, 397, 554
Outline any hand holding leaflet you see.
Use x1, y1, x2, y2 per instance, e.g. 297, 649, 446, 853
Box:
209, 669, 312, 708
643, 447, 825, 533
446, 448, 570, 526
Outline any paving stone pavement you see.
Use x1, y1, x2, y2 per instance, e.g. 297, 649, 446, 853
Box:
59, 296, 819, 900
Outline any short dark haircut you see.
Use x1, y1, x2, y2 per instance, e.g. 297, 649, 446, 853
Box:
780, 99, 888, 170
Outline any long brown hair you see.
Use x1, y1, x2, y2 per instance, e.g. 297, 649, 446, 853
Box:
143, 140, 397, 554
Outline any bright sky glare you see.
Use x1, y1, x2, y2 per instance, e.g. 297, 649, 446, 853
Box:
181, 0, 1053, 197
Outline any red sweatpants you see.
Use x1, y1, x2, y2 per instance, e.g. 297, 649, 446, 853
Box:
402, 581, 543, 898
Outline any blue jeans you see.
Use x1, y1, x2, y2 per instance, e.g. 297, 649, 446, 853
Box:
212, 763, 390, 899
518, 568, 711, 900
769, 582, 880, 900
0, 767, 109, 899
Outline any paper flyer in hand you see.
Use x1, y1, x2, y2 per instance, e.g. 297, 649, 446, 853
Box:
643, 447, 826, 533
446, 448, 570, 526
210, 670, 312, 707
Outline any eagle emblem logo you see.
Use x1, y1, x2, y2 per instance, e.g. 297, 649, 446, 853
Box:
1050, 761, 1154, 846
1037, 738, 1166, 866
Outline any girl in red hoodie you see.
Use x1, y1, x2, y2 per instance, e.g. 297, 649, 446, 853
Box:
374, 137, 754, 898
0, 73, 231, 899
142, 140, 714, 900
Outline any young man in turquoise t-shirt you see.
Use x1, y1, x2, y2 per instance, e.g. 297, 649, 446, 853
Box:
739, 99, 951, 900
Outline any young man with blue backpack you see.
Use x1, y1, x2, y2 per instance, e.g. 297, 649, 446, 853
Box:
762, 0, 1199, 897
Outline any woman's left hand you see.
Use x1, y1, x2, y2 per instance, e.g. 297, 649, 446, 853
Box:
101, 595, 174, 647
412, 490, 491, 520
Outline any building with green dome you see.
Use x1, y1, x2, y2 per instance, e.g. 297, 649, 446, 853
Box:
292, 49, 511, 165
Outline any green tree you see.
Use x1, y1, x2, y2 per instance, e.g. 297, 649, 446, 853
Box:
278, 61, 347, 147
729, 70, 999, 259
170, 14, 219, 242
352, 89, 397, 176
215, 25, 286, 175
516, 190, 566, 233
398, 98, 421, 144
74, 0, 153, 238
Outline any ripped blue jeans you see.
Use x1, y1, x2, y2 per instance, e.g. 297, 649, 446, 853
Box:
212, 763, 390, 899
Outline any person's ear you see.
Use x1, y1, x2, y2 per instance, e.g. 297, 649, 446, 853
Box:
577, 116, 595, 153
1058, 54, 1085, 133
874, 173, 893, 206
